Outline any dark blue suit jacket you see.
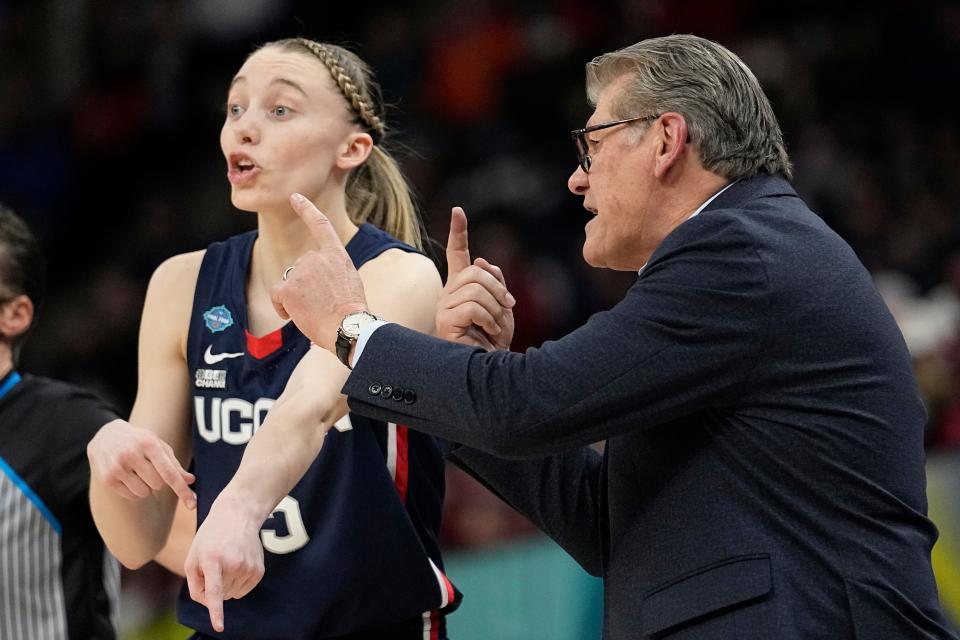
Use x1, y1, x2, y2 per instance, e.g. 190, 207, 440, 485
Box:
343, 174, 957, 639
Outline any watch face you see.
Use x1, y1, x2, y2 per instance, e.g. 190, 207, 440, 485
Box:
342, 312, 374, 337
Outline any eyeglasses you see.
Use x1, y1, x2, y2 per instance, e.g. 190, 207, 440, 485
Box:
570, 114, 660, 173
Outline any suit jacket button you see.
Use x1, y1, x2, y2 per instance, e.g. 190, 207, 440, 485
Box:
368, 383, 382, 396
380, 385, 393, 399
391, 386, 404, 401
403, 389, 417, 405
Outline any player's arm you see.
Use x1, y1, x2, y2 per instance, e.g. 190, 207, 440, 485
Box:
88, 252, 200, 569
153, 500, 197, 577
185, 248, 441, 631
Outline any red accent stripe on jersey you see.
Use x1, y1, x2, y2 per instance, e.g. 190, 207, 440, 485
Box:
421, 611, 434, 640
421, 610, 443, 640
428, 558, 455, 611
245, 327, 283, 359
395, 424, 409, 503
439, 570, 455, 608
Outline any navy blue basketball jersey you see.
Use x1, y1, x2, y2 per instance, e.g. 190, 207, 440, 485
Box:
178, 224, 458, 639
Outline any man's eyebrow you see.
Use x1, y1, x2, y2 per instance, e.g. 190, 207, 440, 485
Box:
227, 76, 308, 97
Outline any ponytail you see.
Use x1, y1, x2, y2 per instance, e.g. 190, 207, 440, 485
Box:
346, 145, 422, 250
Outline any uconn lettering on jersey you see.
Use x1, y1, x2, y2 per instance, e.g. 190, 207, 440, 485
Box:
194, 396, 354, 444
194, 396, 274, 444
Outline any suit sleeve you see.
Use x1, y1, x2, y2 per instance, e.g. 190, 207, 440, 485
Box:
448, 444, 606, 575
343, 213, 771, 459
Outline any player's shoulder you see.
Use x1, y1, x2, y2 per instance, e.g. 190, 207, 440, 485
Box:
360, 248, 442, 303
152, 250, 206, 282
360, 247, 442, 326
147, 250, 206, 297
360, 247, 439, 283
140, 250, 207, 340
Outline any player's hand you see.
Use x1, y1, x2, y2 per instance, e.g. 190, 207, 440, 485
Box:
271, 193, 368, 352
87, 419, 196, 508
437, 206, 515, 351
185, 494, 265, 633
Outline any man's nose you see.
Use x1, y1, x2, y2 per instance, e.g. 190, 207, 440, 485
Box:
568, 165, 588, 195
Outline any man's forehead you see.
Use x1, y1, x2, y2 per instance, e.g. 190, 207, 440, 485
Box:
587, 74, 632, 124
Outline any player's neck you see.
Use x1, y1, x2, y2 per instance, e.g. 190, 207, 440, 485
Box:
256, 194, 354, 280
247, 193, 358, 333
256, 213, 316, 271
256, 192, 356, 257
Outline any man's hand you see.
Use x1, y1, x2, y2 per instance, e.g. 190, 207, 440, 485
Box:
185, 494, 265, 633
87, 419, 196, 508
271, 193, 368, 351
436, 207, 516, 351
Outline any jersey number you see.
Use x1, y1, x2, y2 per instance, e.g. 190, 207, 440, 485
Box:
260, 495, 309, 554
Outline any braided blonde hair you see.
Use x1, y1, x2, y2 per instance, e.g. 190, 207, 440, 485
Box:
258, 38, 423, 249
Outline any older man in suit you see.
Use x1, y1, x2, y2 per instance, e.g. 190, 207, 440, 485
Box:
208, 35, 955, 638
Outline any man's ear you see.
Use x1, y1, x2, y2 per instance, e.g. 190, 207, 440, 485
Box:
0, 295, 34, 339
652, 112, 689, 178
335, 132, 375, 171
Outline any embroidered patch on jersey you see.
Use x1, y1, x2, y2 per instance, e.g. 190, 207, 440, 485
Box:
203, 305, 234, 333
195, 368, 227, 389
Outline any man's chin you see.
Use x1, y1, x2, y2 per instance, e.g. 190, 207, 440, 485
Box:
581, 244, 606, 269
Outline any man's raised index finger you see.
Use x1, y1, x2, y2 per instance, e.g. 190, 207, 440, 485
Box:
289, 193, 340, 249
446, 206, 471, 277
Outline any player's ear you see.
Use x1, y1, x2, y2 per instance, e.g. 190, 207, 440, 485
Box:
335, 132, 374, 171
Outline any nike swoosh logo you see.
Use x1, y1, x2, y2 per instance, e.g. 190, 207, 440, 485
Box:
203, 345, 245, 365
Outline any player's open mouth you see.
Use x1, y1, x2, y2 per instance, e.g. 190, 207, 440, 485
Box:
227, 153, 261, 185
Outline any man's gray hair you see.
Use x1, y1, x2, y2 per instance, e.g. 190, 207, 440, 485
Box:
586, 34, 793, 180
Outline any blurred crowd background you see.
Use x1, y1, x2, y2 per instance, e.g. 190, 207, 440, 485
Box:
2, 0, 959, 637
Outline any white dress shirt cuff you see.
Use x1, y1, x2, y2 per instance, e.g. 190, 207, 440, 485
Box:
352, 320, 390, 368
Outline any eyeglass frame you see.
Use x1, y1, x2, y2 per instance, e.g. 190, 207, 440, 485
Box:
570, 113, 660, 173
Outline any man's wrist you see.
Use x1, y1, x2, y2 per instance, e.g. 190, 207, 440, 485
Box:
327, 304, 368, 351
336, 310, 381, 369
352, 319, 389, 367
